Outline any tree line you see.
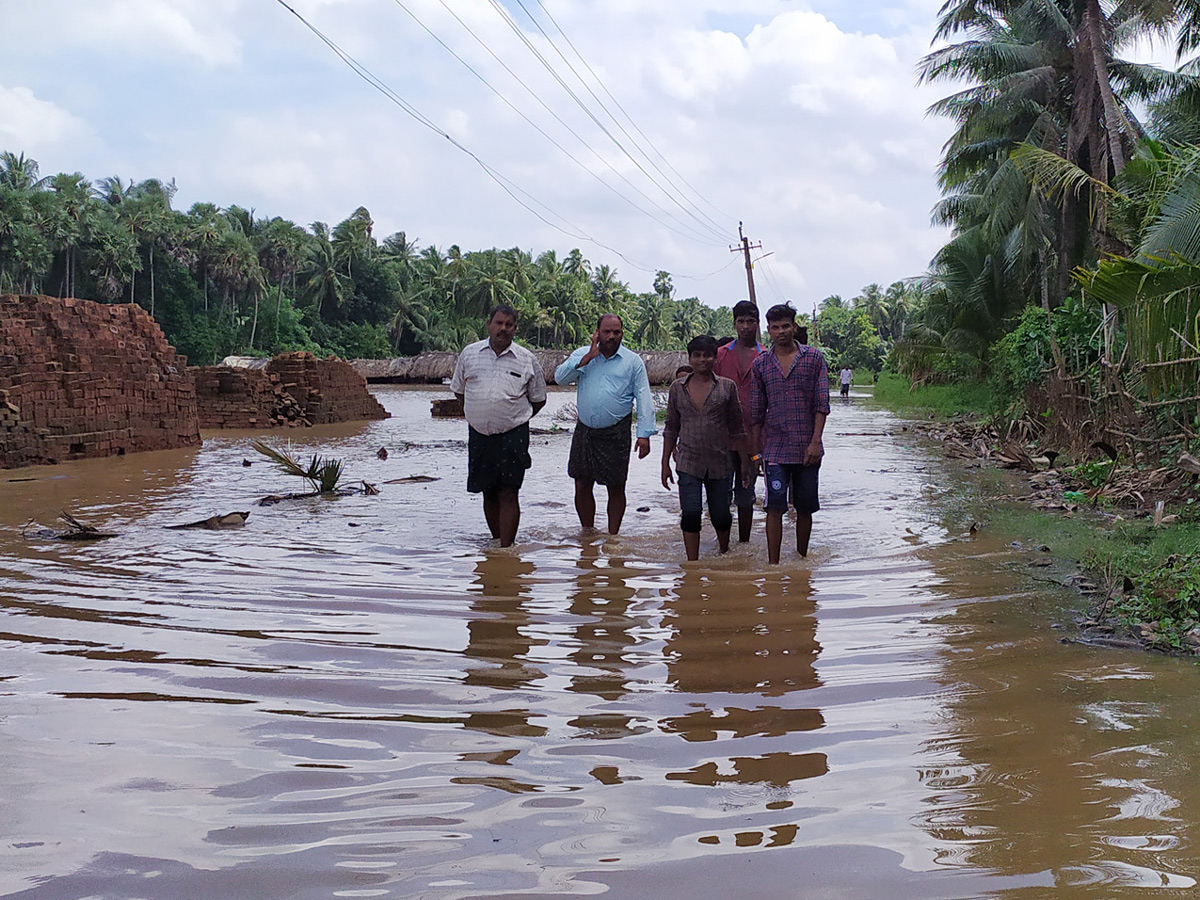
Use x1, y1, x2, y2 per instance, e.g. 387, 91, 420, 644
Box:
0, 152, 751, 366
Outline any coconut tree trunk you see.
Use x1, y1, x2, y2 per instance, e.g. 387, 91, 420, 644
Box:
249, 288, 260, 350
149, 243, 155, 317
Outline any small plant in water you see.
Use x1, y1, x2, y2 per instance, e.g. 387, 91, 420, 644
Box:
252, 440, 345, 494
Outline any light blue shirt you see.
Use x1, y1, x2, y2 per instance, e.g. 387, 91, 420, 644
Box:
554, 344, 658, 439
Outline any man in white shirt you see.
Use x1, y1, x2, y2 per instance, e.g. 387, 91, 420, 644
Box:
451, 304, 547, 546
839, 365, 853, 398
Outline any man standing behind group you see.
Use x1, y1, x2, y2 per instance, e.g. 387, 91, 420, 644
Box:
749, 303, 831, 563
713, 300, 763, 543
451, 304, 547, 547
555, 313, 656, 534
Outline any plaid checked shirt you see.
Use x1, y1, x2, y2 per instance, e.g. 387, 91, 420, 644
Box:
748, 344, 831, 465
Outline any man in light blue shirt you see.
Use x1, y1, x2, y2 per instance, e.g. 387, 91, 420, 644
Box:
554, 313, 656, 534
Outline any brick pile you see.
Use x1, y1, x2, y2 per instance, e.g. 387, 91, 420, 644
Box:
0, 294, 200, 469
192, 352, 389, 429
192, 366, 310, 429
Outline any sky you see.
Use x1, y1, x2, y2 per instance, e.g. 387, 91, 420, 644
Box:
0, 0, 960, 310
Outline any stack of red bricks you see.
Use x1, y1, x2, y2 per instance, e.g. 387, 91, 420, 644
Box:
192, 366, 309, 429
191, 352, 388, 429
267, 352, 389, 425
0, 294, 200, 469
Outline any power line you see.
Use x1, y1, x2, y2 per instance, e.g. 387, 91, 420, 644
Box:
756, 254, 787, 302
481, 0, 733, 246
523, 0, 737, 233
400, 0, 725, 248
273, 0, 672, 274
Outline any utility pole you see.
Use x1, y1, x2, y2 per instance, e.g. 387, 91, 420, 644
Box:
731, 222, 761, 304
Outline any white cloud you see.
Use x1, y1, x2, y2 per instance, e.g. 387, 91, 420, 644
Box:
7, 0, 244, 67
0, 85, 89, 152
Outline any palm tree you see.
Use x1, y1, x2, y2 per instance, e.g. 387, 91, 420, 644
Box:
671, 296, 704, 346
257, 217, 308, 344
653, 269, 674, 300
332, 206, 375, 277
0, 152, 49, 191
919, 0, 1200, 303
633, 293, 672, 349
302, 221, 352, 321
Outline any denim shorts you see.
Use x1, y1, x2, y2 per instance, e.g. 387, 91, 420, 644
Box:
763, 461, 820, 514
677, 471, 734, 533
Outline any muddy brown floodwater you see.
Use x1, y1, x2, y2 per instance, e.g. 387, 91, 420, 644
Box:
2, 385, 1200, 899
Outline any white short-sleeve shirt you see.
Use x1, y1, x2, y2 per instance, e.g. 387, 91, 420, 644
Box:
450, 339, 547, 435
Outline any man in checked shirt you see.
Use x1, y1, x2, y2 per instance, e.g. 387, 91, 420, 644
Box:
749, 303, 831, 563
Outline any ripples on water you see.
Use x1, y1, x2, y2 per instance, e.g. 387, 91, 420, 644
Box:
2, 386, 1198, 898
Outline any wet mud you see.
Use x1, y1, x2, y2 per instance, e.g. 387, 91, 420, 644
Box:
2, 386, 1199, 898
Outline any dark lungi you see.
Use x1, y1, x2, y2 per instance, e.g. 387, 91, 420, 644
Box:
567, 414, 632, 486
467, 422, 532, 494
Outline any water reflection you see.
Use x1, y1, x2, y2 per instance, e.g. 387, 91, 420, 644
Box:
662, 569, 826, 789
8, 388, 1200, 898
463, 554, 547, 737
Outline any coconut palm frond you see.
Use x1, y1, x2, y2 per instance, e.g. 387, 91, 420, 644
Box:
1010, 143, 1122, 205
251, 440, 345, 493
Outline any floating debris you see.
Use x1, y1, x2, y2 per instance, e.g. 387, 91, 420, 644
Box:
377, 447, 388, 460
166, 511, 249, 530
384, 475, 440, 485
23, 512, 119, 541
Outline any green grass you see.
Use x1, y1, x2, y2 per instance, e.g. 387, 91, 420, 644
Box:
870, 373, 999, 418
987, 500, 1200, 651
1083, 521, 1200, 650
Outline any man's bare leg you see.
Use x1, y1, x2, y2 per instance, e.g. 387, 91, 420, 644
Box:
496, 486, 521, 547
716, 526, 731, 554
482, 490, 501, 539
574, 479, 597, 530
683, 530, 701, 561
765, 509, 783, 564
483, 487, 521, 546
606, 483, 627, 534
796, 512, 813, 558
737, 506, 753, 543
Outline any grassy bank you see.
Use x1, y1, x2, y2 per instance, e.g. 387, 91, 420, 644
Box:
996, 503, 1200, 651
870, 372, 999, 418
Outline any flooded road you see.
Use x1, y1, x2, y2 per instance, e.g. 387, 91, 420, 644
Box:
2, 386, 1199, 898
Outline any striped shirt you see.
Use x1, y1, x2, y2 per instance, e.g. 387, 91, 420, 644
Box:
450, 339, 547, 436
749, 344, 831, 465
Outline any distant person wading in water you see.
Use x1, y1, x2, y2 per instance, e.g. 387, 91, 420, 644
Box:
451, 304, 547, 547
554, 313, 656, 535
839, 365, 853, 398
749, 303, 831, 563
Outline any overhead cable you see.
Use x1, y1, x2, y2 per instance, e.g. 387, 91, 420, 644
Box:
522, 0, 737, 234
395, 0, 725, 248
482, 0, 733, 245
273, 0, 677, 274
